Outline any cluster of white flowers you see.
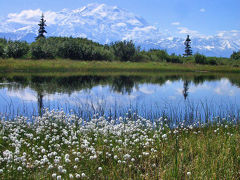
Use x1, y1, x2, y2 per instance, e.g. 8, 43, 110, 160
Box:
0, 109, 236, 179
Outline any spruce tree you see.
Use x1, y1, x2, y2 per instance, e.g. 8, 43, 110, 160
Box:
184, 35, 192, 57
36, 13, 47, 40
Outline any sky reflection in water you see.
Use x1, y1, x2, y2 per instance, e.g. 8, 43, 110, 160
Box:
0, 76, 240, 122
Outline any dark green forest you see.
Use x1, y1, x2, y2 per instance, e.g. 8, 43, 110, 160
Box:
0, 37, 239, 64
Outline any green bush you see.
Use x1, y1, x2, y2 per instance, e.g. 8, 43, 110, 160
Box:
56, 38, 114, 61
0, 44, 4, 58
57, 39, 83, 59
194, 53, 207, 64
231, 51, 240, 60
92, 47, 114, 61
207, 58, 217, 65
5, 41, 29, 58
150, 54, 159, 61
182, 56, 195, 64
111, 40, 138, 61
166, 54, 183, 64
133, 51, 150, 62
149, 49, 168, 62
30, 38, 55, 59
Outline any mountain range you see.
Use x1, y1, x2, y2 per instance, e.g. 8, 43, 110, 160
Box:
0, 3, 239, 57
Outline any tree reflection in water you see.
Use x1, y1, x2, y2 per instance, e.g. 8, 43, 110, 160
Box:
1, 73, 240, 116
183, 80, 190, 100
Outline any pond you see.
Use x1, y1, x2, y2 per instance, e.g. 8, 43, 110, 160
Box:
0, 73, 240, 125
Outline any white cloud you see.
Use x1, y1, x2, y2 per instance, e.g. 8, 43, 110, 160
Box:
123, 26, 158, 40
214, 79, 236, 96
111, 22, 127, 29
167, 37, 174, 40
126, 19, 143, 26
7, 9, 58, 25
165, 80, 173, 85
171, 22, 180, 26
231, 30, 239, 33
7, 9, 42, 25
168, 96, 176, 100
217, 32, 224, 37
16, 25, 32, 31
176, 88, 183, 95
203, 45, 215, 50
176, 27, 213, 38
44, 11, 58, 25
177, 27, 200, 36
139, 86, 154, 95
188, 83, 210, 93
216, 30, 240, 39
200, 8, 206, 13
6, 89, 37, 102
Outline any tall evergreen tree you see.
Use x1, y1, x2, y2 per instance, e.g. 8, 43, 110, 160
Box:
36, 13, 47, 40
184, 35, 192, 57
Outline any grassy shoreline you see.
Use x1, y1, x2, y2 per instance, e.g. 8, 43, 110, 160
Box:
0, 59, 240, 73
0, 110, 240, 179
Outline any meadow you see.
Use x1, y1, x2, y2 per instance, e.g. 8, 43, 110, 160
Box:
0, 109, 240, 179
0, 58, 240, 179
0, 59, 240, 74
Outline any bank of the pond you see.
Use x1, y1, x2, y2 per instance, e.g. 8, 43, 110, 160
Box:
0, 110, 240, 179
0, 59, 240, 73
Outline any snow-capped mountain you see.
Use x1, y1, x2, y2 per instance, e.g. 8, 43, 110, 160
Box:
0, 3, 239, 57
144, 37, 240, 57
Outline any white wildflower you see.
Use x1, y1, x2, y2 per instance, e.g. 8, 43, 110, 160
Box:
69, 174, 74, 179
75, 173, 80, 178
52, 173, 57, 178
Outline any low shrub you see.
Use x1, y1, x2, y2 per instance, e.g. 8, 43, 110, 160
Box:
230, 51, 240, 60
133, 51, 150, 62
0, 44, 4, 58
30, 38, 55, 59
4, 41, 29, 58
111, 40, 138, 61
166, 54, 183, 63
194, 53, 207, 64
207, 57, 217, 65
149, 49, 168, 62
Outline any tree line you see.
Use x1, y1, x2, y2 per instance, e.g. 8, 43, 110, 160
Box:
0, 37, 239, 63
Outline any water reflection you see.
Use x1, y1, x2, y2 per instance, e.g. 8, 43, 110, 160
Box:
0, 73, 240, 121
183, 80, 190, 100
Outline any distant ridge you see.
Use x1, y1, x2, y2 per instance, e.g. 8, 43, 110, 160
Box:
0, 3, 239, 57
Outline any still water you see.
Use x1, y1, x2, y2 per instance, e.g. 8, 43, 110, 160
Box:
0, 73, 240, 123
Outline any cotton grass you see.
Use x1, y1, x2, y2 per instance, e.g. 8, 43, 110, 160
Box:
0, 109, 240, 179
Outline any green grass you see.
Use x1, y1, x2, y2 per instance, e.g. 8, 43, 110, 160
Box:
1, 59, 240, 179
0, 59, 240, 73
0, 110, 240, 179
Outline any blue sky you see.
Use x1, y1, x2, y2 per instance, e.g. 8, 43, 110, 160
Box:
0, 0, 239, 37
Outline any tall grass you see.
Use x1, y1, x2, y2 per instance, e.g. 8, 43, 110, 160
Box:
1, 95, 239, 126
0, 109, 240, 179
0, 59, 240, 73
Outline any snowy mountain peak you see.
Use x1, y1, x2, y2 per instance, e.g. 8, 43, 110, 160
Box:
0, 3, 239, 57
